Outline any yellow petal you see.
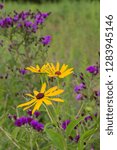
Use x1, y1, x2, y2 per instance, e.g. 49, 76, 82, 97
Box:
60, 70, 73, 78
60, 64, 68, 73
47, 89, 64, 96
23, 101, 37, 110
25, 93, 35, 98
43, 99, 53, 105
56, 62, 60, 71
40, 83, 46, 93
51, 63, 56, 71
50, 98, 64, 102
17, 99, 36, 108
45, 86, 58, 95
33, 90, 39, 96
32, 101, 42, 114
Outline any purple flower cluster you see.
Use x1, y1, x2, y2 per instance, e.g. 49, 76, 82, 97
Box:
61, 120, 71, 130
86, 65, 99, 75
84, 115, 93, 122
74, 83, 85, 101
0, 10, 50, 33
14, 116, 44, 132
27, 109, 41, 118
41, 35, 52, 46
74, 83, 85, 93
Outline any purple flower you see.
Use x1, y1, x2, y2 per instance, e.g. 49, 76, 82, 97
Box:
30, 120, 44, 131
27, 117, 33, 124
8, 114, 12, 120
35, 123, 44, 131
34, 111, 41, 118
86, 66, 99, 75
74, 134, 80, 143
95, 91, 100, 97
61, 120, 71, 130
24, 20, 33, 28
30, 120, 39, 129
76, 94, 83, 101
14, 116, 27, 127
84, 116, 93, 122
74, 83, 85, 93
19, 69, 27, 75
0, 3, 4, 9
41, 35, 51, 46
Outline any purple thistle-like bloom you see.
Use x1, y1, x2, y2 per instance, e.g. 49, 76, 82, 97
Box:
34, 111, 41, 118
27, 117, 33, 124
86, 66, 99, 75
0, 3, 4, 9
41, 35, 51, 46
76, 94, 83, 101
74, 134, 80, 143
61, 120, 71, 130
74, 83, 85, 93
19, 69, 27, 75
27, 109, 32, 116
84, 116, 93, 122
30, 120, 44, 131
14, 116, 27, 127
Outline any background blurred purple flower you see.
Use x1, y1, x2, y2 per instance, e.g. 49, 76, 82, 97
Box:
74, 134, 80, 143
61, 120, 70, 130
19, 69, 27, 75
95, 91, 100, 96
41, 35, 51, 45
76, 93, 83, 101
0, 3, 4, 9
34, 111, 41, 118
84, 115, 93, 122
74, 83, 85, 93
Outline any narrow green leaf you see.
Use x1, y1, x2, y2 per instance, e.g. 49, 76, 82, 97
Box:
46, 129, 66, 150
66, 117, 84, 136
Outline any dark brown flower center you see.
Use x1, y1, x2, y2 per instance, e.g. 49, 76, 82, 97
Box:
55, 71, 61, 75
36, 93, 44, 99
38, 70, 40, 72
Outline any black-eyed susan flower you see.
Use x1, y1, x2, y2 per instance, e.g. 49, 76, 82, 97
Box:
45, 62, 73, 78
17, 83, 64, 114
26, 65, 46, 74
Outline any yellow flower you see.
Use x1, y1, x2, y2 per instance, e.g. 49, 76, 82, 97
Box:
26, 65, 46, 73
45, 62, 73, 78
17, 83, 64, 114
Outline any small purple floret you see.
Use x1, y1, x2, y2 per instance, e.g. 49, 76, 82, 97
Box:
84, 116, 93, 122
61, 120, 71, 130
76, 94, 83, 101
86, 65, 99, 75
19, 69, 27, 75
74, 134, 80, 143
41, 35, 51, 45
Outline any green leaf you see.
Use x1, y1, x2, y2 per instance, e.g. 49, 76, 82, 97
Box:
77, 126, 99, 150
45, 129, 66, 150
66, 117, 84, 136
11, 127, 20, 139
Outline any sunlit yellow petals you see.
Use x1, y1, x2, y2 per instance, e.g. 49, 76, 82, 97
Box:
17, 99, 36, 108
56, 62, 60, 71
23, 101, 37, 110
43, 99, 52, 105
33, 90, 39, 96
51, 63, 56, 71
26, 67, 37, 72
25, 93, 35, 98
47, 89, 64, 96
50, 98, 64, 102
36, 65, 40, 70
32, 101, 42, 114
45, 86, 58, 95
60, 64, 68, 73
40, 83, 46, 93
59, 68, 73, 78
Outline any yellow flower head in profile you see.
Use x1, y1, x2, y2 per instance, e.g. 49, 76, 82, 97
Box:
17, 83, 64, 114
26, 65, 46, 74
45, 62, 73, 78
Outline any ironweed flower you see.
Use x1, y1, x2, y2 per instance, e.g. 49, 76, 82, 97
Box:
19, 69, 27, 75
74, 83, 85, 93
41, 35, 52, 46
84, 115, 93, 122
86, 65, 99, 75
74, 134, 80, 143
61, 120, 71, 130
45, 62, 73, 78
76, 93, 83, 101
17, 83, 64, 114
